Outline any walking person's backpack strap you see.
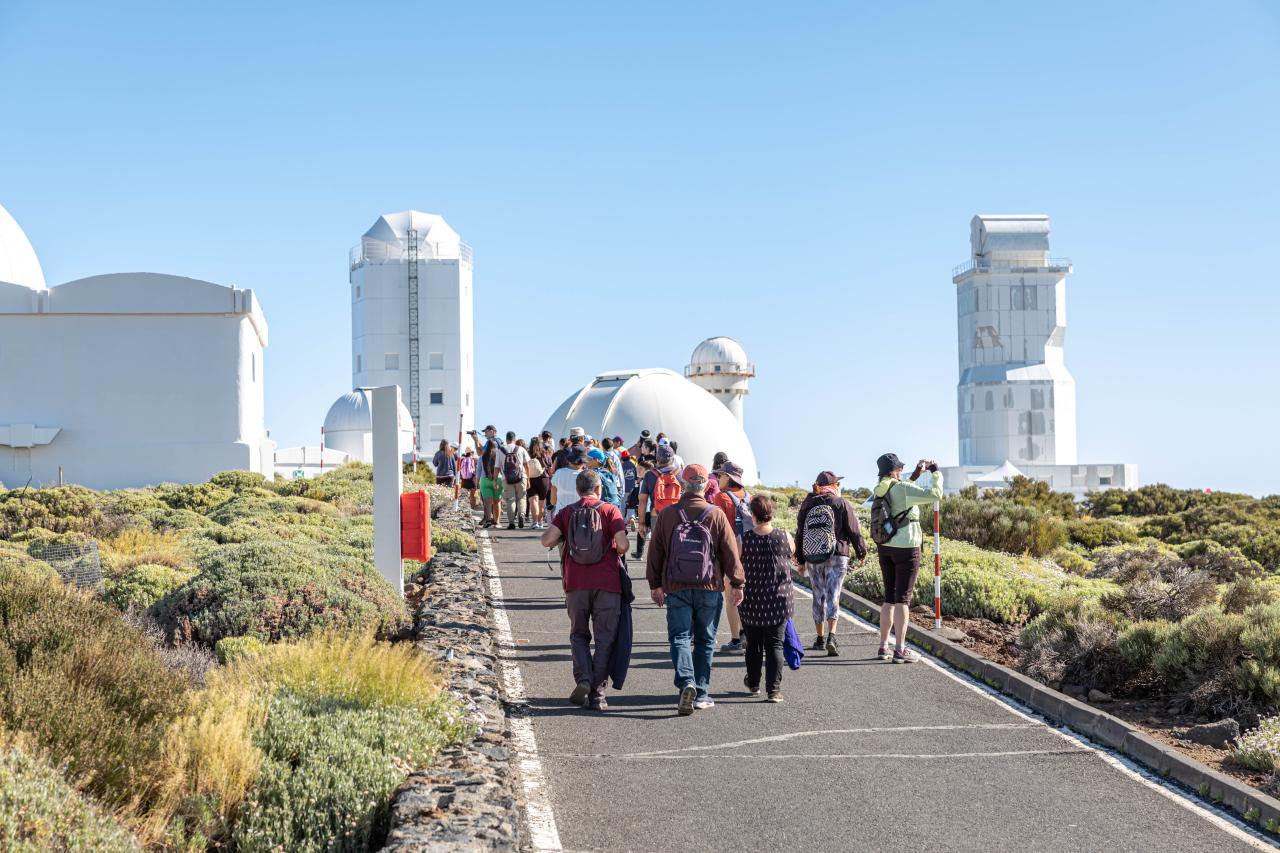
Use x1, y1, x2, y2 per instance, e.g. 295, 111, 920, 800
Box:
566, 502, 608, 565
801, 500, 838, 563
502, 447, 524, 484
665, 507, 718, 585
870, 482, 912, 545
729, 491, 753, 543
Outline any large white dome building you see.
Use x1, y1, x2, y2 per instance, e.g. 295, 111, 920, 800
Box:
542, 367, 760, 485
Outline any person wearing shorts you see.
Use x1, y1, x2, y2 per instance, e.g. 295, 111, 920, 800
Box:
871, 453, 944, 664
458, 449, 480, 510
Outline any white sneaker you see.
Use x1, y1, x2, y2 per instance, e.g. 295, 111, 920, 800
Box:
693, 698, 715, 710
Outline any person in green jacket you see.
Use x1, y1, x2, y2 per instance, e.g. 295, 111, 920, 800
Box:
871, 453, 943, 663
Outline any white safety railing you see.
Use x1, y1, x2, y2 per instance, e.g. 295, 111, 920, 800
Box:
350, 238, 474, 270
952, 257, 1072, 278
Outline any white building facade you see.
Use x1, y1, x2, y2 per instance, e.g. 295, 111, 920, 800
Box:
942, 215, 1136, 496
348, 211, 475, 450
0, 203, 272, 489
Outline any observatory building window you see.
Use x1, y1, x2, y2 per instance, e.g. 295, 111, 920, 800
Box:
429, 391, 444, 405
1030, 388, 1045, 410
251, 353, 256, 382
428, 352, 444, 370
355, 354, 362, 373
984, 391, 993, 411
714, 365, 721, 373
355, 286, 361, 299
385, 354, 399, 370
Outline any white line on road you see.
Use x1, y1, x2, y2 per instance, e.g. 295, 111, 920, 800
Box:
547, 748, 1091, 761
792, 582, 1278, 851
479, 531, 563, 853
551, 721, 1044, 758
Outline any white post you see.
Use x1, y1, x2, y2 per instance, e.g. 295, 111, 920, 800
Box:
371, 385, 404, 596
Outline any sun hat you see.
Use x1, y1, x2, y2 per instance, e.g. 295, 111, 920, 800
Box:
876, 453, 904, 477
712, 460, 745, 486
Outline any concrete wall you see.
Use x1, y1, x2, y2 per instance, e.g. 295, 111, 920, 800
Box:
0, 273, 270, 489
941, 463, 1139, 498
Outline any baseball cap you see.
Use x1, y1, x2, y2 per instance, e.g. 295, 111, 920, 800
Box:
483, 424, 497, 433
876, 453, 904, 477
656, 445, 675, 464
712, 460, 745, 485
612, 435, 624, 444
682, 463, 708, 482
619, 449, 631, 460
657, 437, 670, 446
815, 471, 843, 486
587, 448, 607, 463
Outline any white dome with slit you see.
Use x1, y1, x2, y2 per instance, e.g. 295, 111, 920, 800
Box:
542, 368, 759, 484
323, 389, 416, 462
0, 202, 46, 289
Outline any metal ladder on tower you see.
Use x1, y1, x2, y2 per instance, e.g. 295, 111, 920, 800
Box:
407, 227, 421, 444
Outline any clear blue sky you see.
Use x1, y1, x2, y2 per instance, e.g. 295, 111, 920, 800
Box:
2, 2, 1277, 495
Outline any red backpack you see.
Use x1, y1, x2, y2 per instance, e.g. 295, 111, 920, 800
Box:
651, 470, 682, 513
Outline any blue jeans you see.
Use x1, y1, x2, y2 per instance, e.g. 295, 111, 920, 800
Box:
665, 589, 723, 701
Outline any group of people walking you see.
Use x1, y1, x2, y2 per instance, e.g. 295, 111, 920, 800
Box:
476, 423, 951, 715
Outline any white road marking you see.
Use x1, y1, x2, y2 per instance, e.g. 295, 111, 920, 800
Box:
548, 722, 1043, 758
791, 582, 1278, 850
548, 748, 1090, 761
480, 531, 563, 853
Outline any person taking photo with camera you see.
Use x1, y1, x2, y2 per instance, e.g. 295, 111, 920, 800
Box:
870, 453, 944, 663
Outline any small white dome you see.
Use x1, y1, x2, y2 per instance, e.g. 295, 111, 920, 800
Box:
359, 210, 464, 262
323, 389, 416, 462
0, 202, 46, 290
687, 336, 753, 377
542, 368, 760, 484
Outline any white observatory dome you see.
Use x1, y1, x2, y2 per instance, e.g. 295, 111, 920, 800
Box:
0, 202, 46, 289
323, 389, 416, 463
542, 368, 760, 485
358, 210, 464, 263
687, 336, 752, 375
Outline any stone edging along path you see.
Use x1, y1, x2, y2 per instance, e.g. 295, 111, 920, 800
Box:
379, 505, 522, 853
799, 571, 1280, 838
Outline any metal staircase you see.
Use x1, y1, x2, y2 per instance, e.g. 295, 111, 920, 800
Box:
407, 228, 420, 443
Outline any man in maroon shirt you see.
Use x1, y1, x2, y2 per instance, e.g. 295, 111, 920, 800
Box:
540, 468, 630, 711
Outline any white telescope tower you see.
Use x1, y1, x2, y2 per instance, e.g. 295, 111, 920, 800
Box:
685, 336, 754, 425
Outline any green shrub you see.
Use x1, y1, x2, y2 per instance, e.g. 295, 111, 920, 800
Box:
1115, 619, 1176, 681
1221, 576, 1280, 614
153, 540, 407, 645
1231, 715, 1280, 772
1002, 476, 1079, 519
230, 690, 466, 853
433, 527, 477, 554
1051, 547, 1094, 576
0, 563, 193, 820
155, 482, 235, 512
1066, 518, 1138, 550
0, 742, 141, 852
1176, 540, 1266, 582
1153, 607, 1246, 702
104, 563, 193, 611
209, 470, 269, 493
0, 485, 106, 538
214, 635, 266, 665
939, 496, 1066, 557
1017, 596, 1125, 691
1235, 603, 1280, 708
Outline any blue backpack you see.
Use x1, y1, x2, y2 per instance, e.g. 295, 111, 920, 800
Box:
727, 491, 753, 543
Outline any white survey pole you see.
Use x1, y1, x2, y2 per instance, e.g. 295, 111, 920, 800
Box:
371, 385, 404, 596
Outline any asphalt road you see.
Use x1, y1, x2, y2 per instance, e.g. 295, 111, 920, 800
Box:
485, 525, 1272, 853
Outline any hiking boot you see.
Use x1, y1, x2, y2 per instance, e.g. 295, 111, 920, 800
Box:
507, 523, 516, 530
518, 517, 525, 529
632, 538, 645, 560
693, 698, 715, 710
876, 644, 892, 661
743, 677, 761, 698
893, 647, 921, 664
811, 635, 826, 651
766, 692, 784, 703
825, 635, 840, 657
569, 681, 591, 706
677, 685, 697, 716
719, 637, 745, 655
589, 697, 608, 711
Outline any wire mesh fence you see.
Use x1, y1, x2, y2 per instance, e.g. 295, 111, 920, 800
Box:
0, 539, 104, 592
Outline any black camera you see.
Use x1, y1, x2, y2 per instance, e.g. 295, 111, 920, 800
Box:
927, 462, 939, 473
